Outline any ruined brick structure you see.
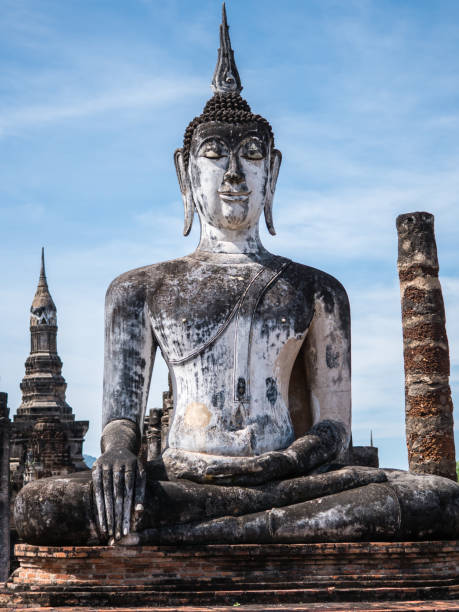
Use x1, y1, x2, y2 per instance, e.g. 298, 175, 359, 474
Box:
141, 375, 174, 461
397, 213, 456, 481
9, 250, 88, 495
0, 392, 10, 582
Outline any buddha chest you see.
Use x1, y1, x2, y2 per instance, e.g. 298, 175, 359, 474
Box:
145, 256, 314, 455
147, 256, 313, 375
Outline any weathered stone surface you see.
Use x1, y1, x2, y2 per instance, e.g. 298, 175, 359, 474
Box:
133, 483, 401, 545
405, 386, 452, 418
14, 472, 98, 546
397, 212, 456, 481
383, 470, 459, 539
15, 464, 387, 544
402, 317, 448, 344
14, 463, 459, 546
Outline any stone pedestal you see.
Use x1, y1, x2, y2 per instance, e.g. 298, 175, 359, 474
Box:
2, 541, 458, 607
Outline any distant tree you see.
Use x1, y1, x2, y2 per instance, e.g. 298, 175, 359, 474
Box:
84, 454, 97, 469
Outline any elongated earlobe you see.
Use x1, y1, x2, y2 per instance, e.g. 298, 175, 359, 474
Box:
182, 192, 195, 237
174, 149, 195, 236
264, 148, 282, 236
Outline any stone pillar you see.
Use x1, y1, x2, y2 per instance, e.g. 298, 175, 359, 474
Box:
0, 392, 10, 583
397, 212, 456, 481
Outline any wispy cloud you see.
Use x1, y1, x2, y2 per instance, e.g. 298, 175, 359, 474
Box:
0, 78, 205, 137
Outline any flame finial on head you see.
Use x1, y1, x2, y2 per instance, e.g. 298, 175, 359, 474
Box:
211, 3, 242, 95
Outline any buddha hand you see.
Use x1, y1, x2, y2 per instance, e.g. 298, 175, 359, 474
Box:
164, 420, 347, 486
92, 419, 146, 543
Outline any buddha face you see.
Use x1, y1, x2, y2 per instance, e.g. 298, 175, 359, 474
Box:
187, 122, 277, 231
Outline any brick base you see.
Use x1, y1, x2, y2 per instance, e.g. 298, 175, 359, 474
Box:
2, 541, 458, 607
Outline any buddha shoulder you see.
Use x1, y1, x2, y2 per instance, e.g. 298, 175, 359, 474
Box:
284, 261, 350, 318
105, 256, 210, 308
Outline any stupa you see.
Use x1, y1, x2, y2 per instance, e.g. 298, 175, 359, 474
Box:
9, 249, 88, 493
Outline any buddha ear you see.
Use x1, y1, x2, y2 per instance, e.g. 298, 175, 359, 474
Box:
264, 148, 282, 236
174, 148, 195, 236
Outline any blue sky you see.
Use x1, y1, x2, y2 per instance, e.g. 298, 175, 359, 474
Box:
1, 0, 459, 467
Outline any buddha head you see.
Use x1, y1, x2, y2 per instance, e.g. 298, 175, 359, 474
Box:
174, 4, 281, 238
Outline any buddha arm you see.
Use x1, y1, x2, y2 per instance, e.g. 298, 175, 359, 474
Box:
102, 274, 156, 431
302, 278, 352, 444
93, 273, 156, 542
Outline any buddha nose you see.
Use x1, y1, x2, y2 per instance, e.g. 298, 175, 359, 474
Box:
224, 152, 244, 184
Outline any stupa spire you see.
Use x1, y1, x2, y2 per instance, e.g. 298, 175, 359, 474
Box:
31, 247, 56, 325
211, 3, 242, 95
38, 247, 47, 288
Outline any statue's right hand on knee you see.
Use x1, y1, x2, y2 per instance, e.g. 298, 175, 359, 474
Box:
92, 419, 146, 543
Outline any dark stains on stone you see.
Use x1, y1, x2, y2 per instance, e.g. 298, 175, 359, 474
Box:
397, 212, 439, 269
266, 377, 278, 405
236, 377, 246, 399
212, 390, 225, 410
320, 286, 336, 315
120, 348, 145, 393
326, 345, 340, 369
232, 404, 243, 430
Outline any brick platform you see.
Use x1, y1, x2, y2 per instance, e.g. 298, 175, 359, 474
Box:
1, 541, 458, 607
6, 604, 459, 611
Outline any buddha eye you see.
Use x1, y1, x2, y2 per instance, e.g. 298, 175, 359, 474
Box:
205, 149, 223, 159
240, 139, 265, 160
200, 140, 228, 159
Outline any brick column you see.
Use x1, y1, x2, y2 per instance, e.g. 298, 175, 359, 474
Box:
397, 212, 456, 481
0, 392, 10, 582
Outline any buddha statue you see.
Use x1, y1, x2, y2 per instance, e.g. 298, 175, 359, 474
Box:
15, 5, 459, 547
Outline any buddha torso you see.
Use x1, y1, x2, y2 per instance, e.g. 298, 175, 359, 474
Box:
142, 254, 316, 456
